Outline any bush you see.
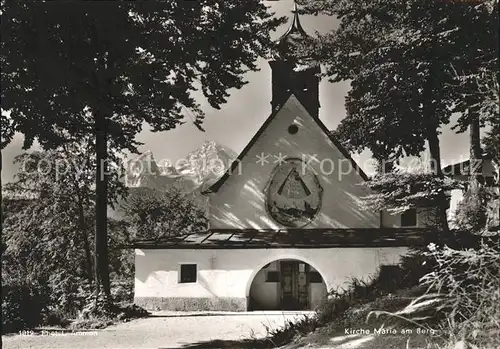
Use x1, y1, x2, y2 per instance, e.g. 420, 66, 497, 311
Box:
111, 278, 134, 304
376, 234, 500, 349
71, 292, 150, 330
48, 274, 92, 319
421, 238, 500, 348
454, 185, 492, 233
41, 308, 71, 328
316, 265, 420, 326
264, 315, 318, 347
266, 267, 425, 348
399, 247, 437, 288
1, 282, 51, 333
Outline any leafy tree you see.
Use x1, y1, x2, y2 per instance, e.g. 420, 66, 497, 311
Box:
300, 0, 447, 165
299, 0, 498, 231
2, 1, 284, 296
446, 2, 498, 211
3, 147, 98, 292
2, 157, 94, 324
445, 2, 499, 231
479, 69, 500, 166
481, 71, 500, 168
301, 0, 497, 164
121, 187, 207, 241
359, 168, 463, 215
2, 147, 138, 329
483, 119, 500, 165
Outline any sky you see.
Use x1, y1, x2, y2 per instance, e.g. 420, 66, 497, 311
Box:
1, 0, 470, 184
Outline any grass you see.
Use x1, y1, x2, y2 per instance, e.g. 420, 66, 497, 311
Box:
284, 288, 446, 349
70, 299, 151, 330
276, 235, 500, 349
252, 268, 431, 349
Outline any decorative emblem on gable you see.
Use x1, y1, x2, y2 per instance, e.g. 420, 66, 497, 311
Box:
265, 158, 323, 227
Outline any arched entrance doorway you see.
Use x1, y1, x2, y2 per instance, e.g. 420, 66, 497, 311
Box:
248, 259, 327, 310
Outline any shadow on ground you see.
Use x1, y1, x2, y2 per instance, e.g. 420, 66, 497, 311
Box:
162, 338, 274, 349
150, 311, 314, 318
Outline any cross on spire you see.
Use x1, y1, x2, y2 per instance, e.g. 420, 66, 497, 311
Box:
288, 0, 306, 35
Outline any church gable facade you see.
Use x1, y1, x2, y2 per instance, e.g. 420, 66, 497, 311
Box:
129, 4, 432, 313
206, 94, 380, 230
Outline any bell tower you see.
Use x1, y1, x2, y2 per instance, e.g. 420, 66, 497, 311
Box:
270, 2, 320, 118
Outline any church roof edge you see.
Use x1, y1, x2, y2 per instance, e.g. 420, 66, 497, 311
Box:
202, 93, 369, 195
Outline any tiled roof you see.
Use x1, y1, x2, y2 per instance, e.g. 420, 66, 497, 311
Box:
120, 228, 438, 249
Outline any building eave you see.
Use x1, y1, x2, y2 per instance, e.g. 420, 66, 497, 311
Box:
117, 227, 439, 250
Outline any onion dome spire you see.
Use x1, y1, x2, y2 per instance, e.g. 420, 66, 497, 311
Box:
282, 1, 307, 37
274, 1, 312, 61
269, 1, 321, 118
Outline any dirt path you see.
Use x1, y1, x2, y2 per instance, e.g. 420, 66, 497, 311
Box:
2, 311, 313, 349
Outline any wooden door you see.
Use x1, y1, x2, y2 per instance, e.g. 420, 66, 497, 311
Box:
280, 261, 309, 310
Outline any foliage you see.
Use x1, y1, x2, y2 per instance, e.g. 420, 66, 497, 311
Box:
316, 275, 399, 326
263, 315, 318, 348
380, 238, 500, 349
299, 0, 498, 171
1, 148, 132, 332
265, 269, 426, 348
2, 195, 91, 317
1, 281, 51, 334
1, 0, 285, 296
482, 113, 500, 165
359, 168, 462, 225
297, 0, 498, 232
298, 0, 435, 160
121, 187, 207, 240
4, 149, 97, 289
453, 185, 496, 234
72, 292, 150, 330
399, 248, 438, 289
424, 240, 500, 346
1, 0, 285, 150
107, 218, 135, 303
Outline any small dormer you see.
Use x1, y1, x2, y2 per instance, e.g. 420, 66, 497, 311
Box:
269, 2, 320, 118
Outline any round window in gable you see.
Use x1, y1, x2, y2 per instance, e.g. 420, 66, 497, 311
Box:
288, 124, 299, 135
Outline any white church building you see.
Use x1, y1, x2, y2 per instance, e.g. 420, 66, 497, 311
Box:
127, 7, 435, 312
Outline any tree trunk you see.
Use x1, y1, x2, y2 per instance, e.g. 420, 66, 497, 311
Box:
77, 200, 94, 290
427, 128, 442, 176
468, 110, 486, 232
65, 142, 95, 291
469, 111, 482, 182
94, 112, 110, 297
82, 230, 94, 290
427, 125, 450, 233
422, 1, 449, 234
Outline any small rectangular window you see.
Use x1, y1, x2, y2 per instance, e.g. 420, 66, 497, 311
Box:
179, 264, 197, 283
401, 208, 417, 227
266, 271, 280, 282
309, 271, 323, 283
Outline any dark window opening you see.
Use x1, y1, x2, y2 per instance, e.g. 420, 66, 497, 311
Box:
288, 124, 299, 135
309, 271, 323, 283
288, 125, 299, 135
401, 208, 417, 227
179, 264, 197, 283
266, 271, 280, 282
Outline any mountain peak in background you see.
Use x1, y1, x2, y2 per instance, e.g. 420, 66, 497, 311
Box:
125, 140, 237, 193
